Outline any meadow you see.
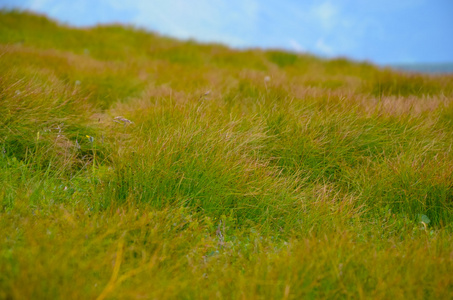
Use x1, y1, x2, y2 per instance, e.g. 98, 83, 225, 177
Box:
1, 10, 453, 299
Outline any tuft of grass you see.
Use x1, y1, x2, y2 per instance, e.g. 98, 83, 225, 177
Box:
366, 68, 453, 97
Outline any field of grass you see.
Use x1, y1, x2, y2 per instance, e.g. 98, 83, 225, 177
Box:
1, 10, 453, 299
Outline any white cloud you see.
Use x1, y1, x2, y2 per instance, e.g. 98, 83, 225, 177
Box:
27, 0, 52, 10
311, 1, 338, 30
289, 39, 306, 53
107, 0, 260, 47
21, 0, 261, 47
315, 38, 333, 56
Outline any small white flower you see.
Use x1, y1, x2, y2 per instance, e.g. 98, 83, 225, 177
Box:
113, 116, 133, 125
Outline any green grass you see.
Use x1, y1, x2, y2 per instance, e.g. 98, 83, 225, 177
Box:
1, 9, 453, 299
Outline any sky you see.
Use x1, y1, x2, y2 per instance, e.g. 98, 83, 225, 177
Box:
1, 0, 453, 65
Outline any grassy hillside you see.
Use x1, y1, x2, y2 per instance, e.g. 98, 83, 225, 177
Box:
1, 10, 453, 299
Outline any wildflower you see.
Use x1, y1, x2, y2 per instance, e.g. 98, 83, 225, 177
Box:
216, 220, 225, 245
198, 90, 211, 101
86, 135, 94, 143
264, 76, 271, 90
55, 123, 63, 137
113, 116, 133, 125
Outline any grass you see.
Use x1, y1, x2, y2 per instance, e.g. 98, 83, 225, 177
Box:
1, 9, 453, 299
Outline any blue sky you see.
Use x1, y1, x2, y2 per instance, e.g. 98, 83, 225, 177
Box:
2, 0, 452, 65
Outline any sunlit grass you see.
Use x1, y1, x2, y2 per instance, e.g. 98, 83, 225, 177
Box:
1, 9, 453, 299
